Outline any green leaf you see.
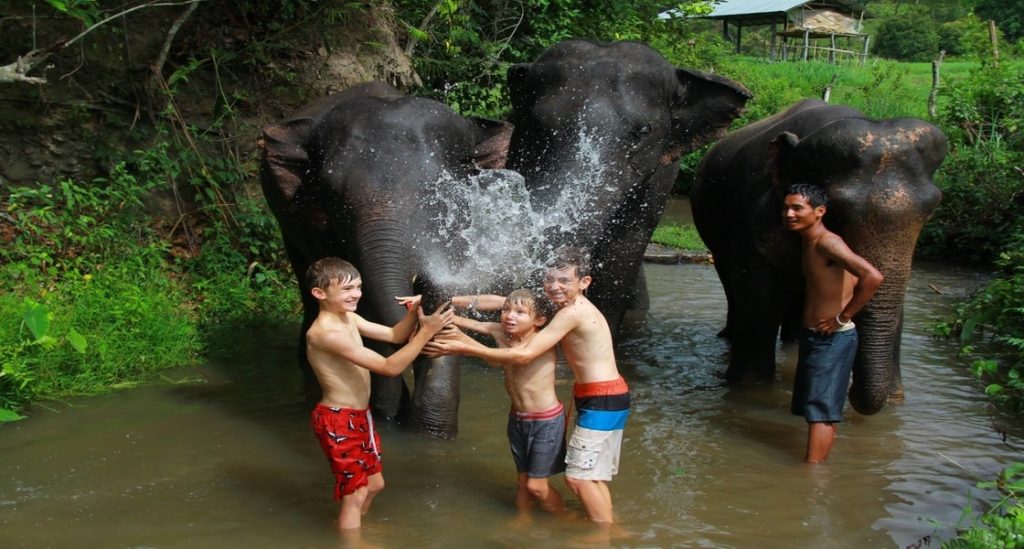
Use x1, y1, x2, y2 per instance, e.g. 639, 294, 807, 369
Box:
0, 408, 25, 422
68, 327, 88, 354
23, 300, 50, 341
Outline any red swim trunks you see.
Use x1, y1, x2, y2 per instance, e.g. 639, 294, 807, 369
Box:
310, 404, 382, 500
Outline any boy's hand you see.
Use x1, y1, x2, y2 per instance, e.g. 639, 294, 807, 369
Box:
424, 325, 475, 356
418, 301, 454, 335
395, 295, 422, 311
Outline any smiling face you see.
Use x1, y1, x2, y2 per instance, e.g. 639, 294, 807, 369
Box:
783, 193, 825, 233
312, 276, 363, 314
543, 265, 591, 307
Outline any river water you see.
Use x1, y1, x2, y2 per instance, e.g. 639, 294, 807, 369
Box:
1, 251, 1021, 547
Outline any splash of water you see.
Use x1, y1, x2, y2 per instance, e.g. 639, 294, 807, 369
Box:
410, 126, 620, 294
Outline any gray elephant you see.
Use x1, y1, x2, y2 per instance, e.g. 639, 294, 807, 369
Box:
691, 99, 947, 414
504, 39, 752, 333
260, 81, 511, 438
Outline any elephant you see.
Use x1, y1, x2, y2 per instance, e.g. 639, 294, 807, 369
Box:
259, 81, 512, 438
504, 39, 752, 335
690, 99, 947, 414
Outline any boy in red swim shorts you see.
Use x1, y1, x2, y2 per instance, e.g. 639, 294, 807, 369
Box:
304, 257, 453, 531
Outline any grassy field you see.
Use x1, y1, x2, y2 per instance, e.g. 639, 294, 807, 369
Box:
720, 56, 982, 122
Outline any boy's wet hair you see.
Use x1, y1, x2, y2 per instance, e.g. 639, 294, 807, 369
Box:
786, 183, 829, 208
306, 257, 361, 291
548, 246, 591, 279
505, 288, 554, 321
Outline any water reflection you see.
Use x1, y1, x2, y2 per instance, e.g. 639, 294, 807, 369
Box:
0, 261, 1019, 548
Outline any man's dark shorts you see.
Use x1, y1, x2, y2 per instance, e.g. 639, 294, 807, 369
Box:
507, 402, 567, 478
791, 327, 858, 423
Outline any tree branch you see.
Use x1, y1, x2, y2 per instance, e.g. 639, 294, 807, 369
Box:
405, 1, 442, 58
151, 0, 201, 80
0, 0, 206, 85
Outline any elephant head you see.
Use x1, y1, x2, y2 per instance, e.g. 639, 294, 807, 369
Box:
505, 39, 751, 333
770, 116, 947, 414
260, 81, 512, 437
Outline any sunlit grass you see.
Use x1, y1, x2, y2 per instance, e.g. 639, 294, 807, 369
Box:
651, 223, 707, 251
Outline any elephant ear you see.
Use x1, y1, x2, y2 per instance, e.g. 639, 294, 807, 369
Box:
662, 68, 753, 165
260, 117, 316, 211
469, 118, 514, 169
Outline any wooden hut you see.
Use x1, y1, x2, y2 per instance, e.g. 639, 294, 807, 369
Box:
663, 1, 874, 65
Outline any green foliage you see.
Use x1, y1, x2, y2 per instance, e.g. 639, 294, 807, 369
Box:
975, 0, 1024, 43
0, 155, 201, 418
874, 12, 941, 62
918, 62, 1024, 264
651, 223, 706, 251
0, 132, 296, 417
44, 0, 102, 26
947, 233, 1024, 413
940, 16, 995, 59
396, 0, 717, 116
942, 463, 1024, 548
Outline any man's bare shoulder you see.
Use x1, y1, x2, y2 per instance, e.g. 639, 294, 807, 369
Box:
813, 231, 853, 255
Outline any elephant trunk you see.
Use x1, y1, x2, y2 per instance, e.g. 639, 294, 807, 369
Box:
352, 218, 418, 420
352, 216, 463, 438
846, 233, 917, 415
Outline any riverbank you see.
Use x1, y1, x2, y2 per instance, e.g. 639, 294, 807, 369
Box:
644, 242, 713, 264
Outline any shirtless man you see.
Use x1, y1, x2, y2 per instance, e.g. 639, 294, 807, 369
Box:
448, 289, 568, 517
783, 184, 883, 463
429, 248, 628, 524
304, 257, 453, 530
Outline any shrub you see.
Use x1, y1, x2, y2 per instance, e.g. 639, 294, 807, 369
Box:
874, 13, 941, 62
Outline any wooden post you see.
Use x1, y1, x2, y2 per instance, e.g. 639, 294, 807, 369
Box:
803, 29, 810, 61
782, 36, 789, 60
736, 23, 743, 53
822, 73, 838, 102
829, 33, 836, 64
770, 22, 777, 61
928, 50, 945, 118
861, 35, 870, 66
989, 19, 999, 65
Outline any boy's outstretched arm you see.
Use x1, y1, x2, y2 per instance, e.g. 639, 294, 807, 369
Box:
430, 307, 576, 366
453, 315, 503, 339
451, 294, 507, 312
334, 304, 454, 376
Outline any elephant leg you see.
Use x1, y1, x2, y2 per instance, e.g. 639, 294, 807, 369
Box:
280, 236, 321, 406
625, 263, 650, 311
724, 265, 791, 383
778, 292, 804, 342
711, 253, 735, 339
368, 340, 410, 421
408, 355, 462, 439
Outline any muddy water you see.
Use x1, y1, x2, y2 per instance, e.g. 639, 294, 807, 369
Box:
1, 260, 1020, 548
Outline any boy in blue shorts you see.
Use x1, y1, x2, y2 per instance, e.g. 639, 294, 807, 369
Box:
446, 289, 568, 516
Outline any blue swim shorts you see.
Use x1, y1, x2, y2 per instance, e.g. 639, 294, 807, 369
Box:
507, 402, 567, 478
791, 328, 858, 423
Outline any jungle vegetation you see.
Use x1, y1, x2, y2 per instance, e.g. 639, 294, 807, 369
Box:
1, 0, 1023, 543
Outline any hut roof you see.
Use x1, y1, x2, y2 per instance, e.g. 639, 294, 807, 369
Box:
661, 0, 872, 30
780, 8, 865, 37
